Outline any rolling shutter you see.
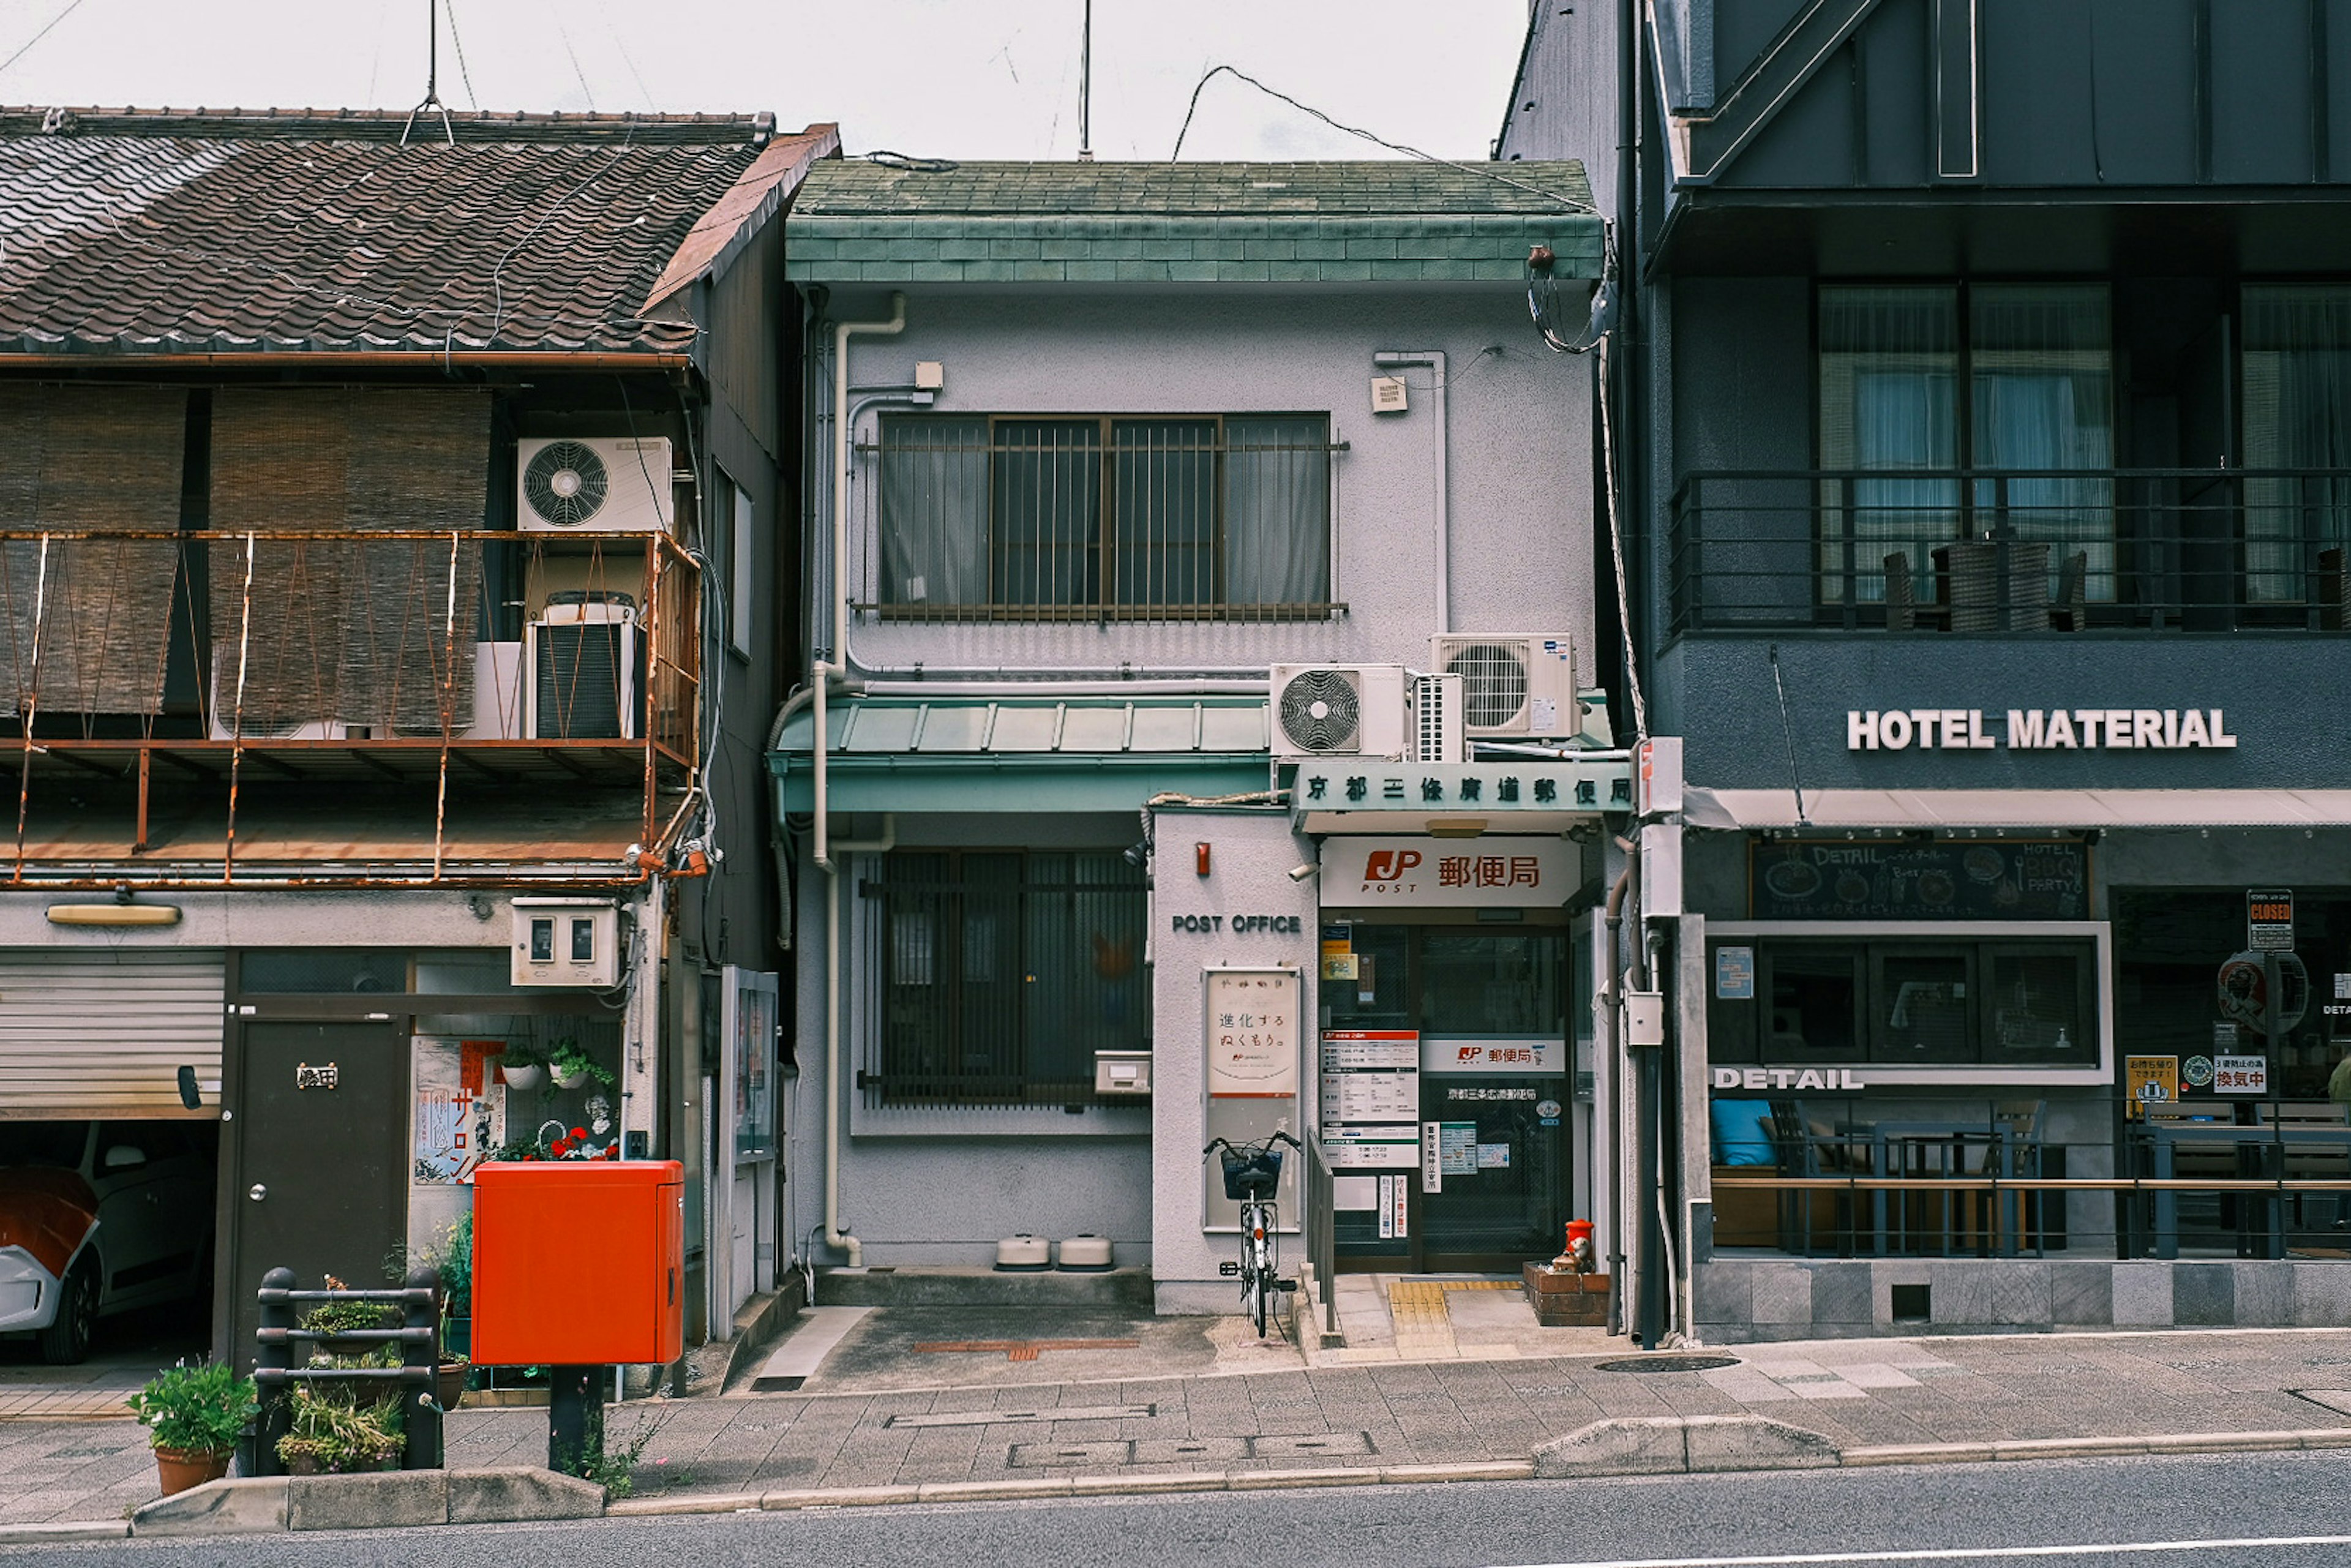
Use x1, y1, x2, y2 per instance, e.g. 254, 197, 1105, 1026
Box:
0, 950, 224, 1119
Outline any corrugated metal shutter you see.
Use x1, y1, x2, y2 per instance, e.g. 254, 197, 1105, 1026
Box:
0, 950, 224, 1118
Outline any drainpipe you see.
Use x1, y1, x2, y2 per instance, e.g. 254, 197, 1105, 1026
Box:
1599, 847, 1635, 1336
816, 811, 895, 1268
1372, 350, 1449, 634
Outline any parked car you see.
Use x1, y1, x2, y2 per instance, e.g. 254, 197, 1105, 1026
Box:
0, 1122, 213, 1364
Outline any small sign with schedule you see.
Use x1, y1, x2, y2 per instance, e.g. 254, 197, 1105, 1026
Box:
2249, 889, 2295, 953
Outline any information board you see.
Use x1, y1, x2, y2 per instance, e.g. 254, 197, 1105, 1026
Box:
1319, 1029, 1419, 1170
1205, 970, 1300, 1097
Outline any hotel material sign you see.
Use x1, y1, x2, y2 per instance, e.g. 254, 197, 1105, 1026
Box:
1847, 708, 2238, 751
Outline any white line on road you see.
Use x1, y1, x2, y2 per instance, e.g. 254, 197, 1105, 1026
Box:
1496, 1535, 2351, 1568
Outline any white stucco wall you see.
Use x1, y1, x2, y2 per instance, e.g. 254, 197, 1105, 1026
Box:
819, 284, 1596, 679
1148, 805, 1322, 1313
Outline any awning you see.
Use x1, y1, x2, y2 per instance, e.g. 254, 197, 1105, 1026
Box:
1684, 787, 2351, 831
769, 696, 1272, 814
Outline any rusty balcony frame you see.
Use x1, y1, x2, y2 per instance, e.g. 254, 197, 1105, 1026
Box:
0, 528, 701, 885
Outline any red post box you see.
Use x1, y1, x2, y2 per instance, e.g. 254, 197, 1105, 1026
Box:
473, 1160, 684, 1367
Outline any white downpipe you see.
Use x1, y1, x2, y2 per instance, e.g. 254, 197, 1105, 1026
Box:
812, 295, 906, 1267
1373, 350, 1449, 634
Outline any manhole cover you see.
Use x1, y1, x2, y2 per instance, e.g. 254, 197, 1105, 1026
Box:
1592, 1354, 1740, 1375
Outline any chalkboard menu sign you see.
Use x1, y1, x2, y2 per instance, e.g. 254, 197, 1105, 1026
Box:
1751, 839, 2090, 920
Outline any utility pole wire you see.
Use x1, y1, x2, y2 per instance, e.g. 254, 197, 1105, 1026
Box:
0, 0, 92, 81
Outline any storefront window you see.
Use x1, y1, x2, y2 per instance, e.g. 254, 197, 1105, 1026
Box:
1767, 951, 1862, 1059
2115, 889, 2348, 1100
1876, 950, 1974, 1062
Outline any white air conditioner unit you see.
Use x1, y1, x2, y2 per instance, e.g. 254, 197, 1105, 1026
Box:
204, 666, 350, 740
527, 595, 640, 740
517, 437, 675, 533
1429, 634, 1578, 738
1409, 672, 1466, 764
1269, 664, 1408, 761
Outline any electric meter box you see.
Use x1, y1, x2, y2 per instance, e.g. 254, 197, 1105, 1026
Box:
472, 1160, 684, 1366
512, 898, 620, 987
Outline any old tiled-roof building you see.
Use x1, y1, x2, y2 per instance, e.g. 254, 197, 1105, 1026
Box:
0, 107, 831, 1376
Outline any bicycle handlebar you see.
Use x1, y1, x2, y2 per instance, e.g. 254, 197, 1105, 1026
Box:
1201, 1131, 1304, 1158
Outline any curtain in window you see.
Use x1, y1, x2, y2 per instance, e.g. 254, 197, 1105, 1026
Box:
991, 421, 1101, 607
1971, 284, 2115, 598
1818, 287, 1959, 604
878, 418, 988, 607
1113, 421, 1215, 608
1223, 416, 1331, 607
2244, 285, 2351, 602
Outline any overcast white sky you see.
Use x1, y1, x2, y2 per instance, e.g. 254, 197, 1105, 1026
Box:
0, 1, 1533, 162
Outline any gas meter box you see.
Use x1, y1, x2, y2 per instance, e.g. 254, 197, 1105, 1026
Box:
473, 1160, 683, 1367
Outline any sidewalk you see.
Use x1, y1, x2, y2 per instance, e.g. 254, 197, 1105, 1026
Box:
9, 1325, 2351, 1532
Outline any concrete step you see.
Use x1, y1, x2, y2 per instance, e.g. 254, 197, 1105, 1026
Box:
815, 1266, 1153, 1310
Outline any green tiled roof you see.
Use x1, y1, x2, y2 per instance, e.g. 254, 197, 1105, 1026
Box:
785, 160, 1602, 285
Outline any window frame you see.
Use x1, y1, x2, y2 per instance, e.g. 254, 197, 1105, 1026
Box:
867, 411, 1343, 622
1706, 921, 2112, 1086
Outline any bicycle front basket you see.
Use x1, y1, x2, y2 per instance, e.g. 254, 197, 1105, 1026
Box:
1219, 1146, 1283, 1201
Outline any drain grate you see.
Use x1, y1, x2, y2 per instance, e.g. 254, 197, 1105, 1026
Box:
1593, 1354, 1741, 1375
46, 1446, 132, 1459
910, 1338, 1140, 1362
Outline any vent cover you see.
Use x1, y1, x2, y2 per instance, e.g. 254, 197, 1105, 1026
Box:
523, 440, 610, 527
1445, 642, 1532, 729
1277, 668, 1361, 753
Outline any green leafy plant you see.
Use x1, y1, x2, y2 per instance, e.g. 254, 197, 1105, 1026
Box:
276, 1385, 403, 1473
555, 1409, 664, 1499
500, 1038, 549, 1070
126, 1360, 257, 1455
547, 1040, 617, 1091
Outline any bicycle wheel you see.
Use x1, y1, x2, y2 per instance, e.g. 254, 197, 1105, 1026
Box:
1250, 1266, 1269, 1337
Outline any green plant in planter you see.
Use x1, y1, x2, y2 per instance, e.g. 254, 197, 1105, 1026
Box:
546, 1040, 617, 1091
276, 1385, 403, 1474
127, 1360, 257, 1457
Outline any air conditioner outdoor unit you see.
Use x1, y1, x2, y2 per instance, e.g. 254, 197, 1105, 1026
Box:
1269, 664, 1408, 762
1429, 634, 1578, 738
204, 666, 350, 740
527, 595, 640, 740
517, 437, 675, 533
1409, 672, 1466, 764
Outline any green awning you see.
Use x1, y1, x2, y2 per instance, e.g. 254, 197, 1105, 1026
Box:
770, 696, 1271, 813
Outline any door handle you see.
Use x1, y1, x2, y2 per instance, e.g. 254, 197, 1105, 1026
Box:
247, 1184, 267, 1202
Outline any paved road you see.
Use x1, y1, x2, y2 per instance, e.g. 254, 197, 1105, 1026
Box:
9, 1452, 2347, 1567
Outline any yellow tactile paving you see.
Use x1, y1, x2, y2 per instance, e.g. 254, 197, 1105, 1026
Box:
1387, 1278, 1521, 1357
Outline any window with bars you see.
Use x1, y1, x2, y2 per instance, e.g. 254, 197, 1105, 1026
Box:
868, 414, 1337, 620
860, 849, 1149, 1106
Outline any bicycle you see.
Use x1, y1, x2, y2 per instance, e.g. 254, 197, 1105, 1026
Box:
1204, 1131, 1302, 1337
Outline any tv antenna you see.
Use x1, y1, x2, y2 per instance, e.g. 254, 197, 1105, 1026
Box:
401, 0, 456, 148
1077, 0, 1093, 161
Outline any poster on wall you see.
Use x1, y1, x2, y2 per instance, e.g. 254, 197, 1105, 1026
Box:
2126, 1054, 2180, 1119
725, 967, 781, 1163
411, 1038, 504, 1184
1206, 969, 1300, 1097
1751, 839, 2088, 920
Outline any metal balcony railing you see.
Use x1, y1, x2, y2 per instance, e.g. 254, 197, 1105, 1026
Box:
1668, 468, 2351, 634
0, 528, 699, 877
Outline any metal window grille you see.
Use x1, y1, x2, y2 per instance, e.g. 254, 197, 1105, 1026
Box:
857, 849, 1148, 1107
860, 414, 1342, 622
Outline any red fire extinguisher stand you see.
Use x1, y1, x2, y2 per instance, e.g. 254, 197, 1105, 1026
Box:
473, 1161, 684, 1471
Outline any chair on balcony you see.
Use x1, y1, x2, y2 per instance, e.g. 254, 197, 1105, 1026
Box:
1883, 553, 1918, 632
2050, 552, 2090, 631
2320, 548, 2350, 632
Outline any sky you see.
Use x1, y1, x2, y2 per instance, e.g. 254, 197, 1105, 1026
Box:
0, 1, 1534, 163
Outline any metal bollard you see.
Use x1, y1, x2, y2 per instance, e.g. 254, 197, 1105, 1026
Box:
403, 1265, 443, 1470
253, 1267, 295, 1479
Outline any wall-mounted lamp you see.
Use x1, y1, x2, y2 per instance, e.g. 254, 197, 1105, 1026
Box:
47, 902, 181, 928
1426, 818, 1488, 839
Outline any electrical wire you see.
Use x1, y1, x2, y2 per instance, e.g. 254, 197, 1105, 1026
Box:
443, 0, 479, 110
1168, 62, 1597, 214
548, 2, 598, 112
1595, 332, 1648, 742
0, 0, 93, 81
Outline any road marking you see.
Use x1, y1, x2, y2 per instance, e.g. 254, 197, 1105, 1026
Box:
1495, 1535, 2351, 1567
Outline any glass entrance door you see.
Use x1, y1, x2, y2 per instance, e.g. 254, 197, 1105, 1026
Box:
1419, 1076, 1567, 1268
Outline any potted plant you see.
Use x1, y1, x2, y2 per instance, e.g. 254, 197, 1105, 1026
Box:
498, 1040, 547, 1092
126, 1360, 257, 1496
276, 1386, 403, 1475
547, 1040, 616, 1092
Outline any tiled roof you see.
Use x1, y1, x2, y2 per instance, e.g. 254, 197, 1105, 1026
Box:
0, 107, 830, 356
785, 159, 1602, 285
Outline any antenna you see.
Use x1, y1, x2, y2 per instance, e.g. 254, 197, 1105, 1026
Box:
401, 0, 455, 148
1077, 0, 1093, 162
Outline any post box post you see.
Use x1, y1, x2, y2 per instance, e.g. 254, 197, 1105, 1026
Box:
548, 1364, 605, 1475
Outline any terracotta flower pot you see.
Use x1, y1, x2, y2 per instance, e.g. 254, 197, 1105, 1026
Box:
435, 1359, 468, 1411
154, 1446, 231, 1496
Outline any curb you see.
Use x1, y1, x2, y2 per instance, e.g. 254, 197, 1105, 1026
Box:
10, 1426, 2351, 1542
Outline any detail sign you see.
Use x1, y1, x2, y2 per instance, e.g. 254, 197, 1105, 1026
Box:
2248, 890, 2295, 953
1319, 838, 1574, 908
1752, 839, 2088, 920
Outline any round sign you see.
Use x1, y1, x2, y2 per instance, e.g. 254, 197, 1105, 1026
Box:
2218, 951, 2310, 1034
1535, 1099, 1563, 1119
2182, 1055, 2216, 1089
